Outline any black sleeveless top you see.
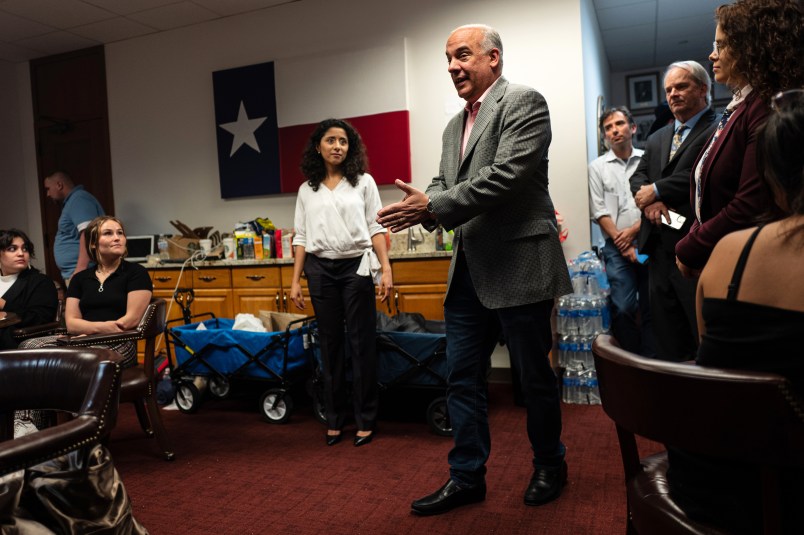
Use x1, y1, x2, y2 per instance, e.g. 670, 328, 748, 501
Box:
697, 225, 804, 391
668, 225, 804, 534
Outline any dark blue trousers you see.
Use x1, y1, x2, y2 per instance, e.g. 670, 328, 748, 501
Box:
444, 252, 564, 486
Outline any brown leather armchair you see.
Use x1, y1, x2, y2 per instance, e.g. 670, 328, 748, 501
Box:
0, 347, 122, 475
592, 334, 804, 535
56, 298, 175, 461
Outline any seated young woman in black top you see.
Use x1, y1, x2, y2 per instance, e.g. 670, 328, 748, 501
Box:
20, 215, 152, 368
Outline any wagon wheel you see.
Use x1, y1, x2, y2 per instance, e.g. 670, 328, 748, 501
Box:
313, 393, 327, 426
208, 376, 230, 398
260, 388, 293, 424
426, 396, 452, 436
175, 382, 202, 414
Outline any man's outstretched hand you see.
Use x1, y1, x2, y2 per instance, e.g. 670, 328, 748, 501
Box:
376, 179, 433, 233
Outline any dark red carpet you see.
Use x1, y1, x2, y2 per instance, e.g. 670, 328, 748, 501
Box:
109, 384, 662, 534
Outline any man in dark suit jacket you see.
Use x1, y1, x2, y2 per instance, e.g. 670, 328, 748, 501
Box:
377, 24, 572, 515
630, 61, 717, 362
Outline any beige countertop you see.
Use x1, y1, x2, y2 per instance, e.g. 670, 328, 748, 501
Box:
143, 226, 451, 268
143, 250, 451, 269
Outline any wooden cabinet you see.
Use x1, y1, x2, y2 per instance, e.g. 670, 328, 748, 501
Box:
151, 269, 191, 325
147, 256, 450, 335
387, 258, 450, 321
279, 266, 314, 315
232, 266, 283, 316
191, 268, 233, 319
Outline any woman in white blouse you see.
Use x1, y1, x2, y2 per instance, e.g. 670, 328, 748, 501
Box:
290, 119, 393, 447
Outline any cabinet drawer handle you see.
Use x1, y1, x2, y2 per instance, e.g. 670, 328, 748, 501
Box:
155, 276, 172, 283
283, 292, 288, 311
198, 276, 217, 282
246, 275, 265, 281
394, 291, 399, 311
275, 292, 280, 309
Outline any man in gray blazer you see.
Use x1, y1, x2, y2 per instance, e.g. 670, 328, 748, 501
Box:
377, 24, 572, 515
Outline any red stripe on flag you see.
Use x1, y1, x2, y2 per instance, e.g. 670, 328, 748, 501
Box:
278, 110, 411, 194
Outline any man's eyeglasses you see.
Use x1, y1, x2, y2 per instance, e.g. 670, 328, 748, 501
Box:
771, 89, 804, 112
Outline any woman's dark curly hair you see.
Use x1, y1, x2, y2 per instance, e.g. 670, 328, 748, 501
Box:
299, 118, 368, 191
757, 91, 804, 239
0, 229, 35, 258
715, 0, 804, 103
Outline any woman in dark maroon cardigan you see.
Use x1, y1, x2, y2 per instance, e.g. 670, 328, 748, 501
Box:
675, 0, 803, 275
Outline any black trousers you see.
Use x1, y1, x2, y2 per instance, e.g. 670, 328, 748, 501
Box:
305, 254, 378, 431
647, 234, 698, 361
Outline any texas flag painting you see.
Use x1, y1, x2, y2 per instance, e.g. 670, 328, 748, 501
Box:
213, 61, 281, 198
213, 41, 411, 198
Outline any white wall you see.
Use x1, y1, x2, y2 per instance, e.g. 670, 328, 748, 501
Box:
10, 0, 594, 261
579, 0, 609, 250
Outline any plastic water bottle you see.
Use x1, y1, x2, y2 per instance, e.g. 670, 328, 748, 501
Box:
562, 367, 578, 404
556, 295, 569, 335
577, 296, 592, 335
568, 296, 580, 335
557, 334, 569, 367
157, 234, 169, 260
589, 297, 604, 335
578, 335, 595, 370
578, 368, 590, 404
587, 370, 601, 405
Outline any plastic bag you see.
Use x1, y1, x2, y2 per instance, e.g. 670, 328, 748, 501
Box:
232, 313, 267, 332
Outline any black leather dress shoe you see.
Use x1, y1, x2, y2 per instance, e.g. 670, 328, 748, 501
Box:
411, 479, 486, 516
326, 432, 342, 446
353, 432, 373, 447
524, 461, 567, 506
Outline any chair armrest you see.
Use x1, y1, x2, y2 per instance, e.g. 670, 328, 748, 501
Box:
0, 416, 103, 477
58, 330, 142, 347
12, 322, 63, 341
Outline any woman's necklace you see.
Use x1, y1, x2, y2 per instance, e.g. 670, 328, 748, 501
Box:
96, 263, 119, 293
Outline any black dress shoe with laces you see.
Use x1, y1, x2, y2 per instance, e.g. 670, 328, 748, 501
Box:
411, 479, 486, 516
524, 461, 567, 506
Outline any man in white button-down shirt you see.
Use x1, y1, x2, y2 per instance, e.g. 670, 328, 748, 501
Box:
588, 107, 654, 356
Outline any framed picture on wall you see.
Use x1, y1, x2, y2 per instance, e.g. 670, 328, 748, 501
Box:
632, 112, 655, 149
626, 72, 660, 111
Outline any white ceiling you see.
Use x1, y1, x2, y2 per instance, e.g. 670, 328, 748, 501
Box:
0, 0, 299, 62
594, 0, 723, 71
0, 0, 723, 72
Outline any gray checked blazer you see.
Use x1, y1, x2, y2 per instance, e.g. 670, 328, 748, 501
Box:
425, 77, 572, 309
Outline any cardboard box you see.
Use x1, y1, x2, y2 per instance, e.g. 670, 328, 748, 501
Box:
167, 236, 200, 260
258, 310, 308, 332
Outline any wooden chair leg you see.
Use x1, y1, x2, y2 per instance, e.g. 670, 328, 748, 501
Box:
133, 398, 154, 437
144, 395, 175, 461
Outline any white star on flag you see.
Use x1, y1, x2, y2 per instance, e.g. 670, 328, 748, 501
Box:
219, 101, 267, 157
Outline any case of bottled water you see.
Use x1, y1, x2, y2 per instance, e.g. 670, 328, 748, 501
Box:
557, 251, 608, 404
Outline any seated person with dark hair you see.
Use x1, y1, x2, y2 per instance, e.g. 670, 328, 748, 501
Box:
0, 228, 58, 350
667, 89, 804, 534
